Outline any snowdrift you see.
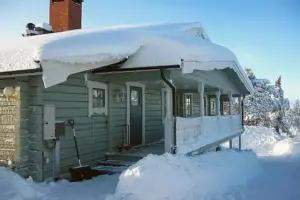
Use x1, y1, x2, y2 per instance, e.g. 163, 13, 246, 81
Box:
109, 150, 261, 200
0, 167, 49, 200
2, 126, 296, 200
224, 126, 293, 156
0, 166, 119, 200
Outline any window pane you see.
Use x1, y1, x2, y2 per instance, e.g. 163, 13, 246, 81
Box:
185, 94, 192, 117
131, 90, 140, 106
93, 89, 105, 108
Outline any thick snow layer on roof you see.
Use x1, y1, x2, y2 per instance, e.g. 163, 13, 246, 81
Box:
0, 22, 252, 90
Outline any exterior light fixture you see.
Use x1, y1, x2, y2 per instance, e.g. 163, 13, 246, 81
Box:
3, 87, 16, 98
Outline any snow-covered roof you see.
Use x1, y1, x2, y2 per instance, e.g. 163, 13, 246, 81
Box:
0, 22, 253, 91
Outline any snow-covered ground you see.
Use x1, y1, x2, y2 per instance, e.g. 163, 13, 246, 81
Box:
1, 126, 300, 200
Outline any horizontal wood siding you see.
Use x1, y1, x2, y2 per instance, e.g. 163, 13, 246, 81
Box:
145, 88, 163, 143
28, 74, 109, 181
0, 78, 30, 178
108, 83, 127, 151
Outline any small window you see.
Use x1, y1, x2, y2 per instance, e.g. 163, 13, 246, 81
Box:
87, 81, 107, 116
131, 90, 140, 106
92, 89, 105, 108
184, 94, 193, 117
210, 98, 216, 116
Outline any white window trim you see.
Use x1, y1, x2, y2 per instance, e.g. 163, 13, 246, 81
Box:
126, 82, 146, 145
87, 81, 108, 117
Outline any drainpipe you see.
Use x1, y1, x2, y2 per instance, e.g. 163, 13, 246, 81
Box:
160, 69, 177, 154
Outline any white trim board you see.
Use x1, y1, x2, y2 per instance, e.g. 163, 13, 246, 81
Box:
126, 82, 146, 145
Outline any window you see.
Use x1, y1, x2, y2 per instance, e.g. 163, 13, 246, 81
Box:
93, 89, 105, 108
131, 90, 140, 106
221, 95, 230, 115
209, 97, 216, 116
87, 81, 107, 116
184, 94, 193, 117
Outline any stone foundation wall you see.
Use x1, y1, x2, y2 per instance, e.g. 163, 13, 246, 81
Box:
0, 86, 20, 168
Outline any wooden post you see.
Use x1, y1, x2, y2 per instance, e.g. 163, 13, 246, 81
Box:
215, 89, 221, 116
205, 95, 209, 116
198, 83, 205, 117
238, 96, 242, 114
228, 91, 232, 115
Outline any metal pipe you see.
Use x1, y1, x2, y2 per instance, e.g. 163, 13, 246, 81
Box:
53, 138, 60, 181
160, 69, 177, 154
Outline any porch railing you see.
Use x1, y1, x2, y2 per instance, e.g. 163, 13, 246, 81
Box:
175, 115, 243, 154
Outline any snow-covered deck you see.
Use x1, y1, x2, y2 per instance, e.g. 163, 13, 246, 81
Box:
106, 115, 243, 161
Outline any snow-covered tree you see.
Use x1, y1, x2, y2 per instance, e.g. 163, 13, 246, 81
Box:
243, 68, 290, 133
271, 76, 290, 134
285, 99, 300, 132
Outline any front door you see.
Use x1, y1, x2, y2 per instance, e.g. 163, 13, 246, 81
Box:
130, 86, 143, 146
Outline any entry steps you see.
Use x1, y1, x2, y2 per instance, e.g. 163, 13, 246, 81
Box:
92, 159, 137, 176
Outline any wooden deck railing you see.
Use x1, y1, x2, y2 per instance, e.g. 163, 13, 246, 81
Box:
175, 115, 243, 155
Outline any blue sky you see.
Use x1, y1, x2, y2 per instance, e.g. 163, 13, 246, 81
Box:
0, 0, 299, 101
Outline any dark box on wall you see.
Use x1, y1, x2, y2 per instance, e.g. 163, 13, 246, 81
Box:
55, 121, 65, 137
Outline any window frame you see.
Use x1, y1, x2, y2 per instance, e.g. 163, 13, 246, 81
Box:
87, 81, 108, 117
183, 93, 193, 117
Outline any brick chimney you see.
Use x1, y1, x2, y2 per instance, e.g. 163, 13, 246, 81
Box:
49, 0, 83, 33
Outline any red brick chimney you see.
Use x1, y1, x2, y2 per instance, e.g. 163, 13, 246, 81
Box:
49, 0, 83, 33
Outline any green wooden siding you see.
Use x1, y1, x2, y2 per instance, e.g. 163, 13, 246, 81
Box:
1, 72, 165, 181
107, 83, 127, 151
145, 88, 163, 143
27, 74, 109, 181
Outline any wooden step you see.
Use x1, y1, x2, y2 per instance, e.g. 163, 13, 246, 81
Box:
97, 159, 136, 167
105, 152, 143, 162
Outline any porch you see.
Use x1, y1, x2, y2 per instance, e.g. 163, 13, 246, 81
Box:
93, 65, 246, 161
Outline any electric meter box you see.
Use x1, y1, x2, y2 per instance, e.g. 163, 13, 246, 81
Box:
43, 105, 55, 140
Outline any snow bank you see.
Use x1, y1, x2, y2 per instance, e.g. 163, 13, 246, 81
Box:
109, 150, 261, 200
0, 166, 119, 200
224, 126, 292, 156
0, 167, 50, 200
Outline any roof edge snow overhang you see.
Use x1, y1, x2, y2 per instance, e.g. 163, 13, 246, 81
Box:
232, 61, 254, 94
181, 60, 254, 94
